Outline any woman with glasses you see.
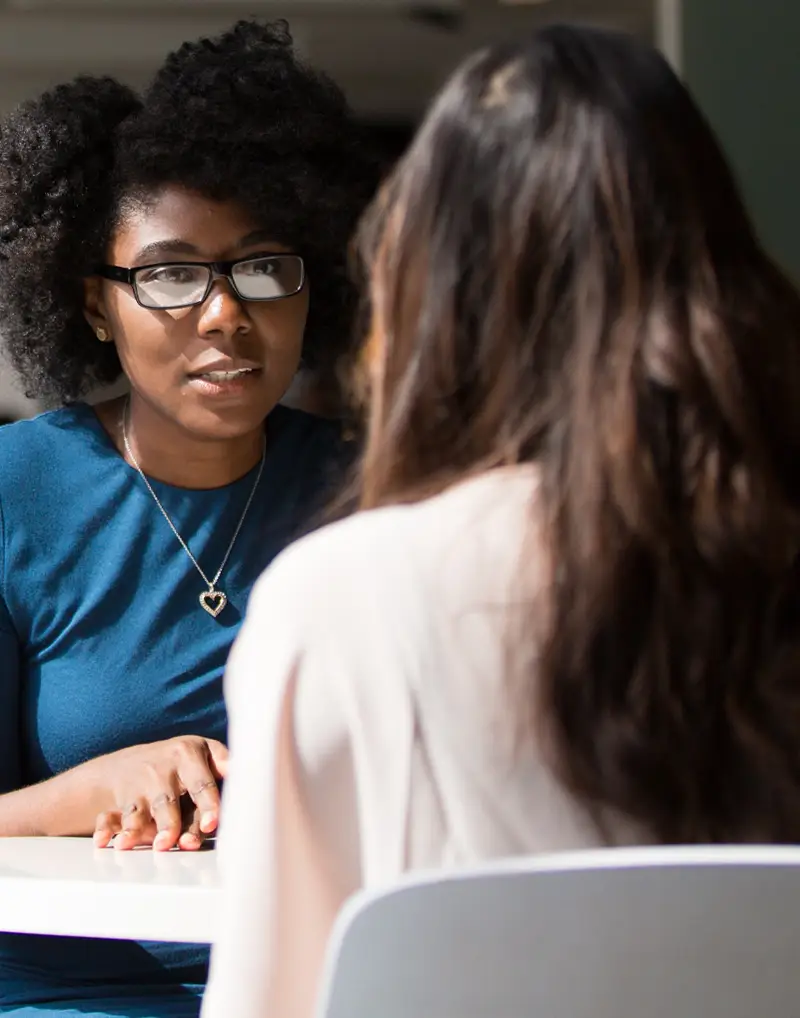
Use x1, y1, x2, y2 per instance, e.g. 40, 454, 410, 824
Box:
0, 18, 374, 1018
203, 24, 800, 1018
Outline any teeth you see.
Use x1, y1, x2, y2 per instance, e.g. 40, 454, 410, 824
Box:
198, 369, 254, 382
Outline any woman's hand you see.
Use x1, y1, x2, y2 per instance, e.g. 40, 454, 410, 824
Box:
90, 736, 228, 852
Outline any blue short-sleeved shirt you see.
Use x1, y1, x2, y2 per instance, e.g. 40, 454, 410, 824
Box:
0, 402, 345, 1016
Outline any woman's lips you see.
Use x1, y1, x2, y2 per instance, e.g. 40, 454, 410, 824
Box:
186, 366, 262, 397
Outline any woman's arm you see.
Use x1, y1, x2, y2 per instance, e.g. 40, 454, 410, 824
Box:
0, 620, 228, 845
0, 763, 110, 837
0, 625, 92, 837
0, 624, 111, 833
202, 560, 360, 1018
0, 734, 229, 842
0, 626, 21, 799
204, 668, 347, 1018
0, 498, 108, 836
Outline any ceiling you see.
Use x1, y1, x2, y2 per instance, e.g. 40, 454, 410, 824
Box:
0, 0, 656, 119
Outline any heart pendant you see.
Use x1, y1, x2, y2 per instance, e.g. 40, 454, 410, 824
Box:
199, 589, 228, 618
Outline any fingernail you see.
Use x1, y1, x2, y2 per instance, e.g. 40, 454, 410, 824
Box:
93, 831, 106, 846
200, 812, 216, 831
153, 832, 171, 851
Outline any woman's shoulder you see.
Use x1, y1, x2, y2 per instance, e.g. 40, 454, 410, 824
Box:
234, 468, 541, 756
252, 467, 539, 621
0, 403, 106, 493
266, 404, 357, 509
270, 403, 343, 444
0, 403, 98, 453
269, 403, 354, 468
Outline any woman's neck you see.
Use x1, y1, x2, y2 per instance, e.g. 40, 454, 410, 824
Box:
96, 395, 265, 489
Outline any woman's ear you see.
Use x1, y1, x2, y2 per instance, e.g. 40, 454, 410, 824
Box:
83, 276, 111, 341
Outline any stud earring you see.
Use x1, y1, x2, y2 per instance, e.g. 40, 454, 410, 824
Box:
96, 327, 111, 343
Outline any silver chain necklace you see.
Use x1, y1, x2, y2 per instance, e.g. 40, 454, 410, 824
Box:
121, 400, 266, 618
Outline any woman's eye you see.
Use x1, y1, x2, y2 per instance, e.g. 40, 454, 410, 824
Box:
143, 267, 197, 285
245, 260, 277, 276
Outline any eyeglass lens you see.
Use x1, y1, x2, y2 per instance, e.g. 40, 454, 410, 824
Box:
134, 255, 304, 309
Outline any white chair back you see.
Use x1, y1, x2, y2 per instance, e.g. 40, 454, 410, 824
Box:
316, 845, 800, 1018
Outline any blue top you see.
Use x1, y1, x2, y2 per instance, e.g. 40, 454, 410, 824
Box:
0, 402, 345, 1017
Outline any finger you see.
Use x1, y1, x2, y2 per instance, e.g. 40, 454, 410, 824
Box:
114, 799, 157, 851
176, 750, 222, 831
93, 810, 122, 849
206, 739, 229, 780
185, 779, 220, 834
177, 805, 204, 852
149, 784, 183, 853
114, 821, 158, 851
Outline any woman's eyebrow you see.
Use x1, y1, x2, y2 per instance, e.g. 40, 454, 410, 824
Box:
131, 232, 284, 264
133, 239, 201, 263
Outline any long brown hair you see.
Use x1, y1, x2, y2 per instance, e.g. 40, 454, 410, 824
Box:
354, 24, 800, 842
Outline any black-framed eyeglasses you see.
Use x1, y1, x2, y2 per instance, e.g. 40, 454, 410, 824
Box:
98, 254, 306, 310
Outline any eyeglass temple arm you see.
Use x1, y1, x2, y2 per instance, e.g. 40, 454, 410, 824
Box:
97, 265, 134, 283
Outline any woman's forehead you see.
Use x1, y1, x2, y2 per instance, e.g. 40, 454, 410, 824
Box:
110, 185, 286, 263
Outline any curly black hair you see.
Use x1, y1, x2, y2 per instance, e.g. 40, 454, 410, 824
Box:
0, 19, 378, 404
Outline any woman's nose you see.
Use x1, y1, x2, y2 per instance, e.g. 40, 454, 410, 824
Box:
196, 279, 251, 337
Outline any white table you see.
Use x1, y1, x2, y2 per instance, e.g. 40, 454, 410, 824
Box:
0, 837, 221, 943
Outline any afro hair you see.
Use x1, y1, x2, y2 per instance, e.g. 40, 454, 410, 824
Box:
0, 19, 379, 404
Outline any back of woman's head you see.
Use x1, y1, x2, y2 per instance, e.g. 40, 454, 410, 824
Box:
358, 24, 800, 842
0, 20, 376, 403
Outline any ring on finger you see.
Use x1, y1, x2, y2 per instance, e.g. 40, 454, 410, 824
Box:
151, 792, 178, 810
191, 780, 217, 797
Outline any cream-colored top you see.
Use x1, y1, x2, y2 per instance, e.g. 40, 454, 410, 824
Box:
202, 469, 631, 1018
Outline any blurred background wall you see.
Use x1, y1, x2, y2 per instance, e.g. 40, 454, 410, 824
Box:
681, 0, 800, 281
